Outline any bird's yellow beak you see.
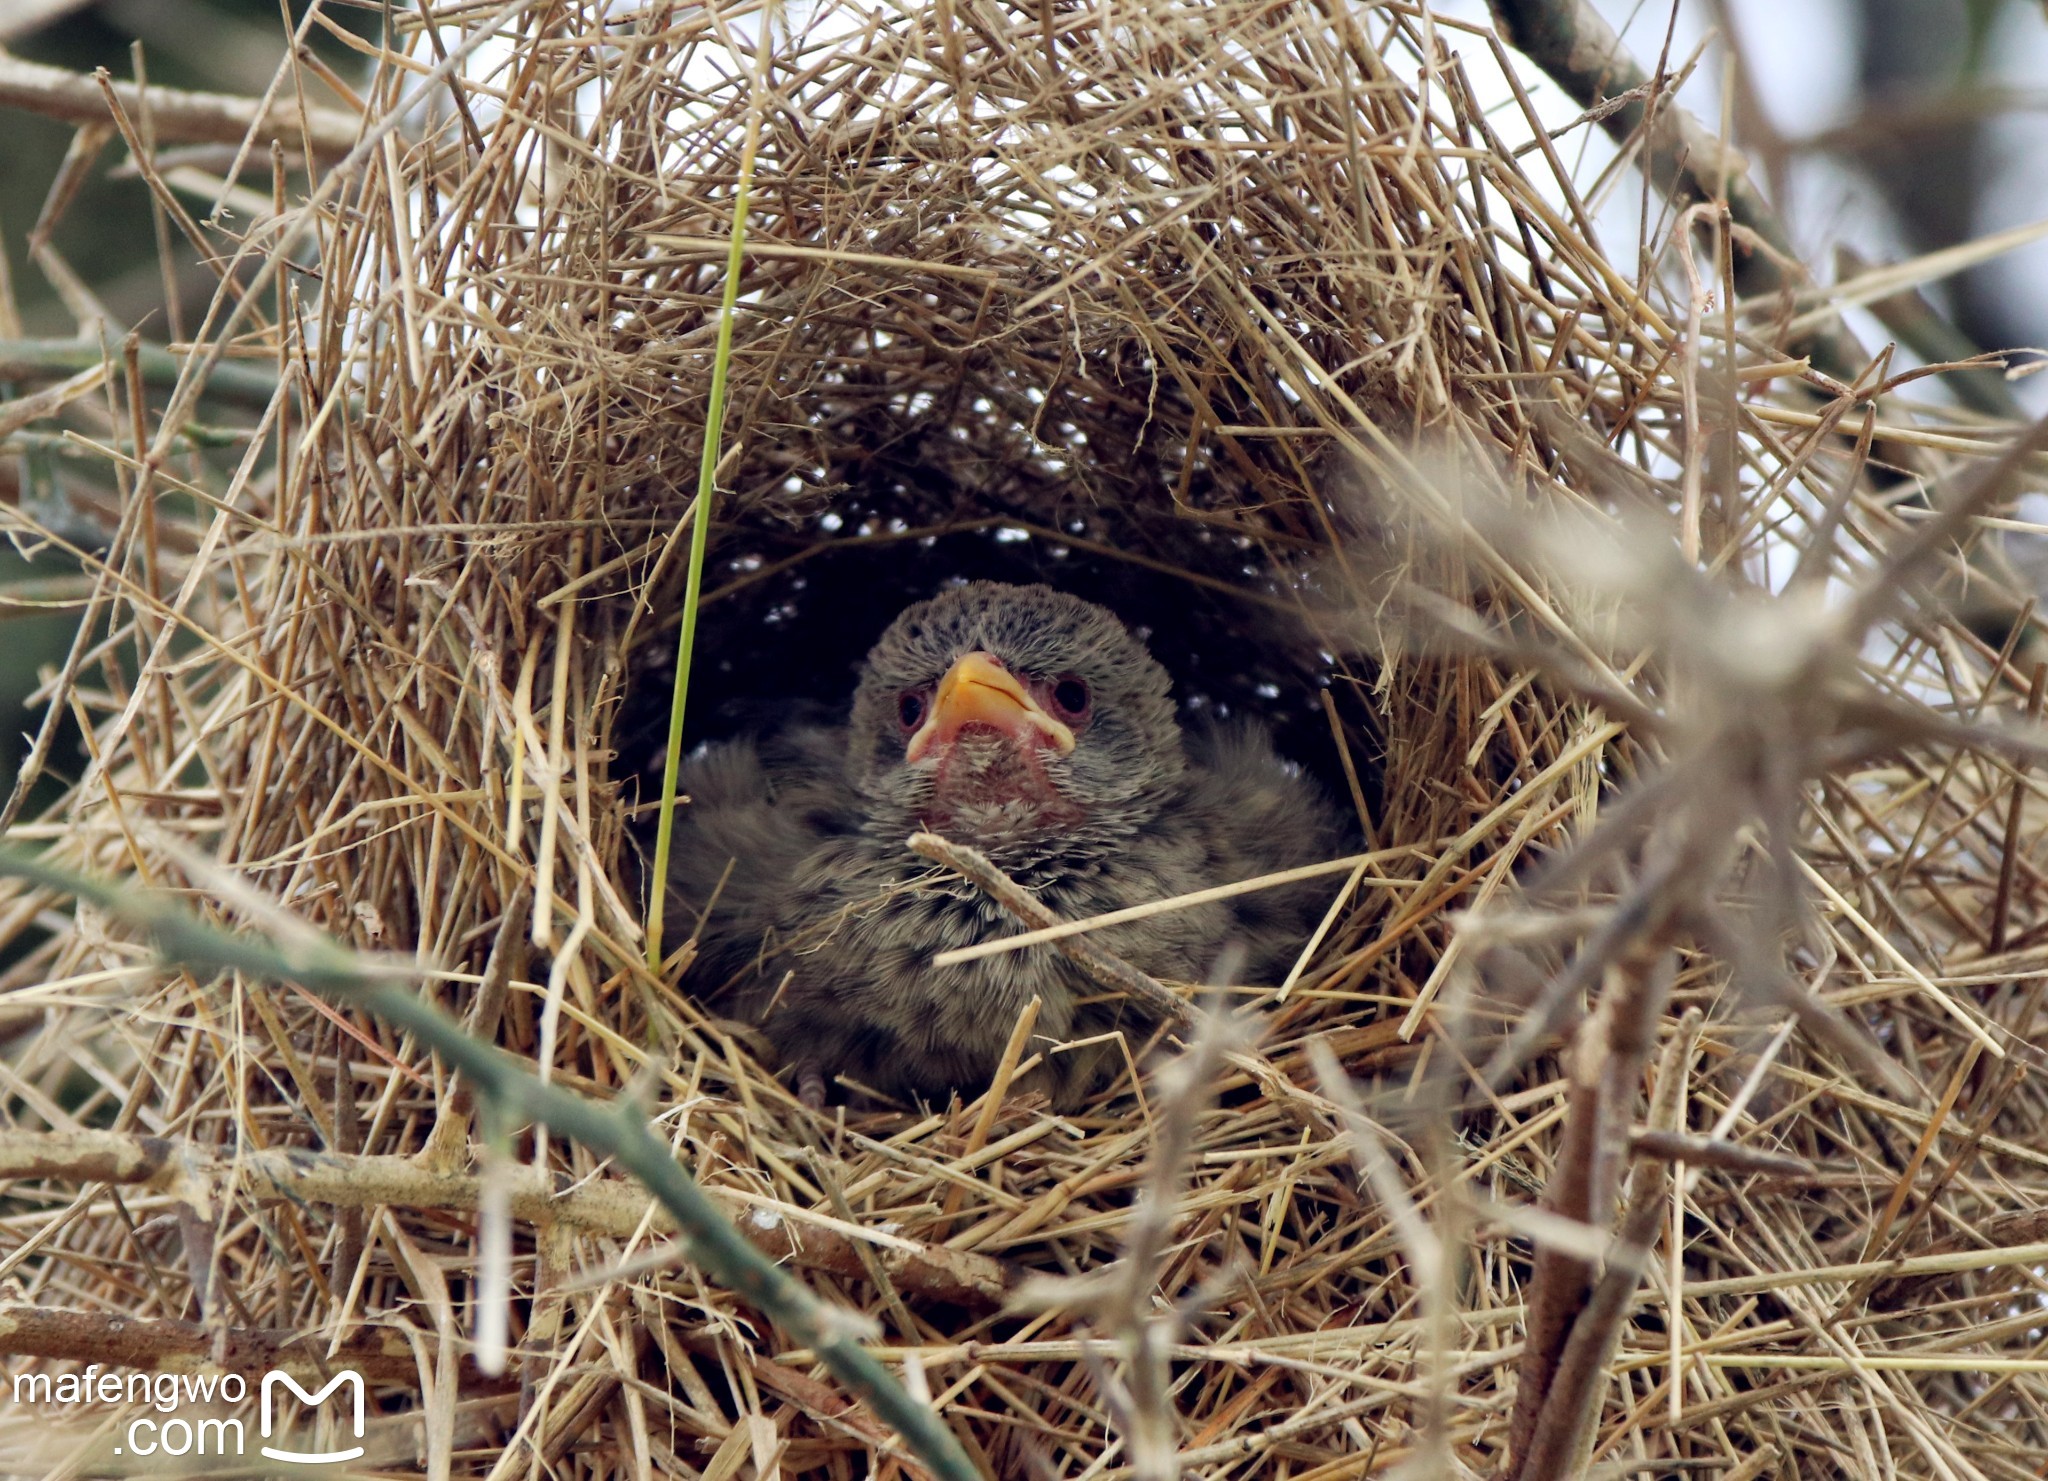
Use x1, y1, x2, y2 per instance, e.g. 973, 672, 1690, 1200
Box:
906, 651, 1076, 763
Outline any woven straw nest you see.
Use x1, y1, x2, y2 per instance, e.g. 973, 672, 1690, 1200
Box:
4, 2, 2047, 1477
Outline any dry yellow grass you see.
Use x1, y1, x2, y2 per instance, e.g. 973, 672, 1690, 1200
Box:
4, 1, 2048, 1476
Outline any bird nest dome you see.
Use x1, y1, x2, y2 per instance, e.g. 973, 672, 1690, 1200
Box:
5, 2, 2047, 1478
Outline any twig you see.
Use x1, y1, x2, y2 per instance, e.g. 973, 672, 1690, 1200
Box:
1485, 0, 1861, 381
908, 831, 1194, 1032
0, 0, 98, 45
1835, 245, 2022, 421
1020, 970, 1244, 1481
0, 360, 105, 441
1513, 1008, 1702, 1480
1990, 663, 2047, 952
0, 336, 279, 403
1311, 1037, 1457, 1472
930, 844, 1427, 969
0, 845, 982, 1481
0, 51, 360, 159
1625, 1129, 1810, 1180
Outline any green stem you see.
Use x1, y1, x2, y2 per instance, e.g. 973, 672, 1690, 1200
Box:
0, 843, 981, 1481
645, 109, 764, 972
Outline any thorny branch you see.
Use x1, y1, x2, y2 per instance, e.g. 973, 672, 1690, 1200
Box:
0, 845, 983, 1481
1356, 407, 2048, 1479
1512, 1009, 1703, 1478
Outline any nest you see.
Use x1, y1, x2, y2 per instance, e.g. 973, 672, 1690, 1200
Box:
4, 2, 2047, 1476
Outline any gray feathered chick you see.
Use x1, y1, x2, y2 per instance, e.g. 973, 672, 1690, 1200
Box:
670, 582, 1339, 1108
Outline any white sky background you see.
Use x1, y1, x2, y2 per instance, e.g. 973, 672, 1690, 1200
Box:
1440, 0, 2048, 405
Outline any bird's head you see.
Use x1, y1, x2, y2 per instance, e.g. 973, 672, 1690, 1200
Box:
846, 583, 1186, 844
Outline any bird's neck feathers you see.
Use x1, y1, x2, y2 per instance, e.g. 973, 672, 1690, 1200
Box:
922, 729, 1084, 835
859, 767, 1175, 886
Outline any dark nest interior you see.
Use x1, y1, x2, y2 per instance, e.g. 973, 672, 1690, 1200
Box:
5, 2, 2048, 1477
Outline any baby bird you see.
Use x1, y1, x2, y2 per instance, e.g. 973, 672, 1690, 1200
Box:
670, 582, 1338, 1109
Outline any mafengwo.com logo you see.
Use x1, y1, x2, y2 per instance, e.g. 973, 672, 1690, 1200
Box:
10, 1365, 366, 1463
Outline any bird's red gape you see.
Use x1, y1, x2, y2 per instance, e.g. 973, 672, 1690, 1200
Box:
907, 650, 1084, 835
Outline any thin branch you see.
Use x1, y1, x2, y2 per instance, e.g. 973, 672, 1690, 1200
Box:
0, 845, 982, 1481
0, 336, 279, 404
0, 0, 98, 45
1486, 0, 1860, 380
908, 831, 1194, 1031
0, 52, 360, 159
1626, 1128, 1810, 1180
1513, 1008, 1702, 1480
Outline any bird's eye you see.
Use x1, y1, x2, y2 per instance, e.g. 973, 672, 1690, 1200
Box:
898, 691, 927, 730
1050, 676, 1091, 719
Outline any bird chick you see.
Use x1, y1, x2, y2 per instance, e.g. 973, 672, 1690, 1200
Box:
670, 582, 1339, 1109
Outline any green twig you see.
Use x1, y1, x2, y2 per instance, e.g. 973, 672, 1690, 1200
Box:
0, 843, 981, 1481
645, 52, 767, 973
0, 338, 279, 406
